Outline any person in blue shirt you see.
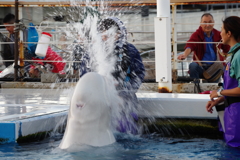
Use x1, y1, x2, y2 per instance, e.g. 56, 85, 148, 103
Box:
177, 13, 229, 81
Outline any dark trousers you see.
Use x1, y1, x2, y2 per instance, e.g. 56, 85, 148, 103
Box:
189, 62, 219, 82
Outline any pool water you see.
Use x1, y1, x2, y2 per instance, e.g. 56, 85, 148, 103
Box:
1, 133, 240, 160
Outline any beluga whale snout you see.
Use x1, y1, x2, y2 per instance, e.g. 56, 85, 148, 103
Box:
59, 72, 116, 149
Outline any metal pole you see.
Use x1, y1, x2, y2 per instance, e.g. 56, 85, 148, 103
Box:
19, 7, 24, 78
172, 4, 178, 83
155, 0, 172, 93
14, 0, 19, 81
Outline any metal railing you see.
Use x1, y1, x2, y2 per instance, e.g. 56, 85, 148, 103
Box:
0, 2, 234, 81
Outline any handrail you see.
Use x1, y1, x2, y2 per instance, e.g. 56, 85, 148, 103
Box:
174, 22, 221, 25
175, 41, 222, 44
0, 59, 227, 63
0, 40, 224, 45
171, 0, 240, 5
140, 49, 155, 56
0, 22, 224, 28
176, 60, 226, 63
1, 28, 154, 34
0, 29, 211, 38
0, 59, 155, 63
128, 31, 154, 33
0, 42, 15, 44
0, 41, 157, 45
0, 22, 225, 27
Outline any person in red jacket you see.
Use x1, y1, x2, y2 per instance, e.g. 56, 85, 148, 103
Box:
29, 47, 66, 78
177, 13, 229, 80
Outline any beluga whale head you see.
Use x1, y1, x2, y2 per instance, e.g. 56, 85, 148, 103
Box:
59, 72, 116, 150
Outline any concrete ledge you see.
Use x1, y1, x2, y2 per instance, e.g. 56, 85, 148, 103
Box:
140, 83, 220, 93
137, 93, 217, 119
139, 83, 158, 92
0, 82, 220, 94
0, 82, 77, 89
172, 83, 220, 93
0, 111, 67, 144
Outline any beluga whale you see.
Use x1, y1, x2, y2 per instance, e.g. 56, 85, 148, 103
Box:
59, 72, 116, 150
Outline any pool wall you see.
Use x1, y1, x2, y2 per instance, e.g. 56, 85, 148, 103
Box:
0, 88, 218, 144
0, 111, 67, 144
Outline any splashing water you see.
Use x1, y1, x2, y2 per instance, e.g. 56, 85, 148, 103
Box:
49, 0, 153, 136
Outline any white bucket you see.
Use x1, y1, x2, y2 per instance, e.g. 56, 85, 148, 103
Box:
35, 32, 52, 57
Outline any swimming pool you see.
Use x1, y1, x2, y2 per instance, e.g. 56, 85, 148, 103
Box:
1, 133, 240, 160
0, 89, 238, 159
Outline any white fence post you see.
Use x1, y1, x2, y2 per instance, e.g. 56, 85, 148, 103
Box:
154, 0, 172, 92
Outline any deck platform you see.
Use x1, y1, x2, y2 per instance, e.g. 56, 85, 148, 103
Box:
0, 88, 70, 143
0, 87, 217, 143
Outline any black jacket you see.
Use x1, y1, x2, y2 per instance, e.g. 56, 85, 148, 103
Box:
1, 33, 14, 67
0, 31, 34, 69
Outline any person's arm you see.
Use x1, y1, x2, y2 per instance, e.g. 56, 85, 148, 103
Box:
220, 87, 240, 97
177, 48, 192, 60
177, 30, 200, 60
206, 96, 224, 113
210, 87, 240, 99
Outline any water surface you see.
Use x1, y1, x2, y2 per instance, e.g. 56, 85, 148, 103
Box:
1, 133, 240, 160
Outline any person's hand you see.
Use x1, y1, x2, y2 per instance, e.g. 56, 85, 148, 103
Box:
206, 98, 220, 113
177, 54, 187, 60
210, 90, 218, 100
29, 68, 40, 78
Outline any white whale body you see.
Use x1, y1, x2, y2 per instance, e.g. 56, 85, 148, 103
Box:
59, 72, 116, 149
